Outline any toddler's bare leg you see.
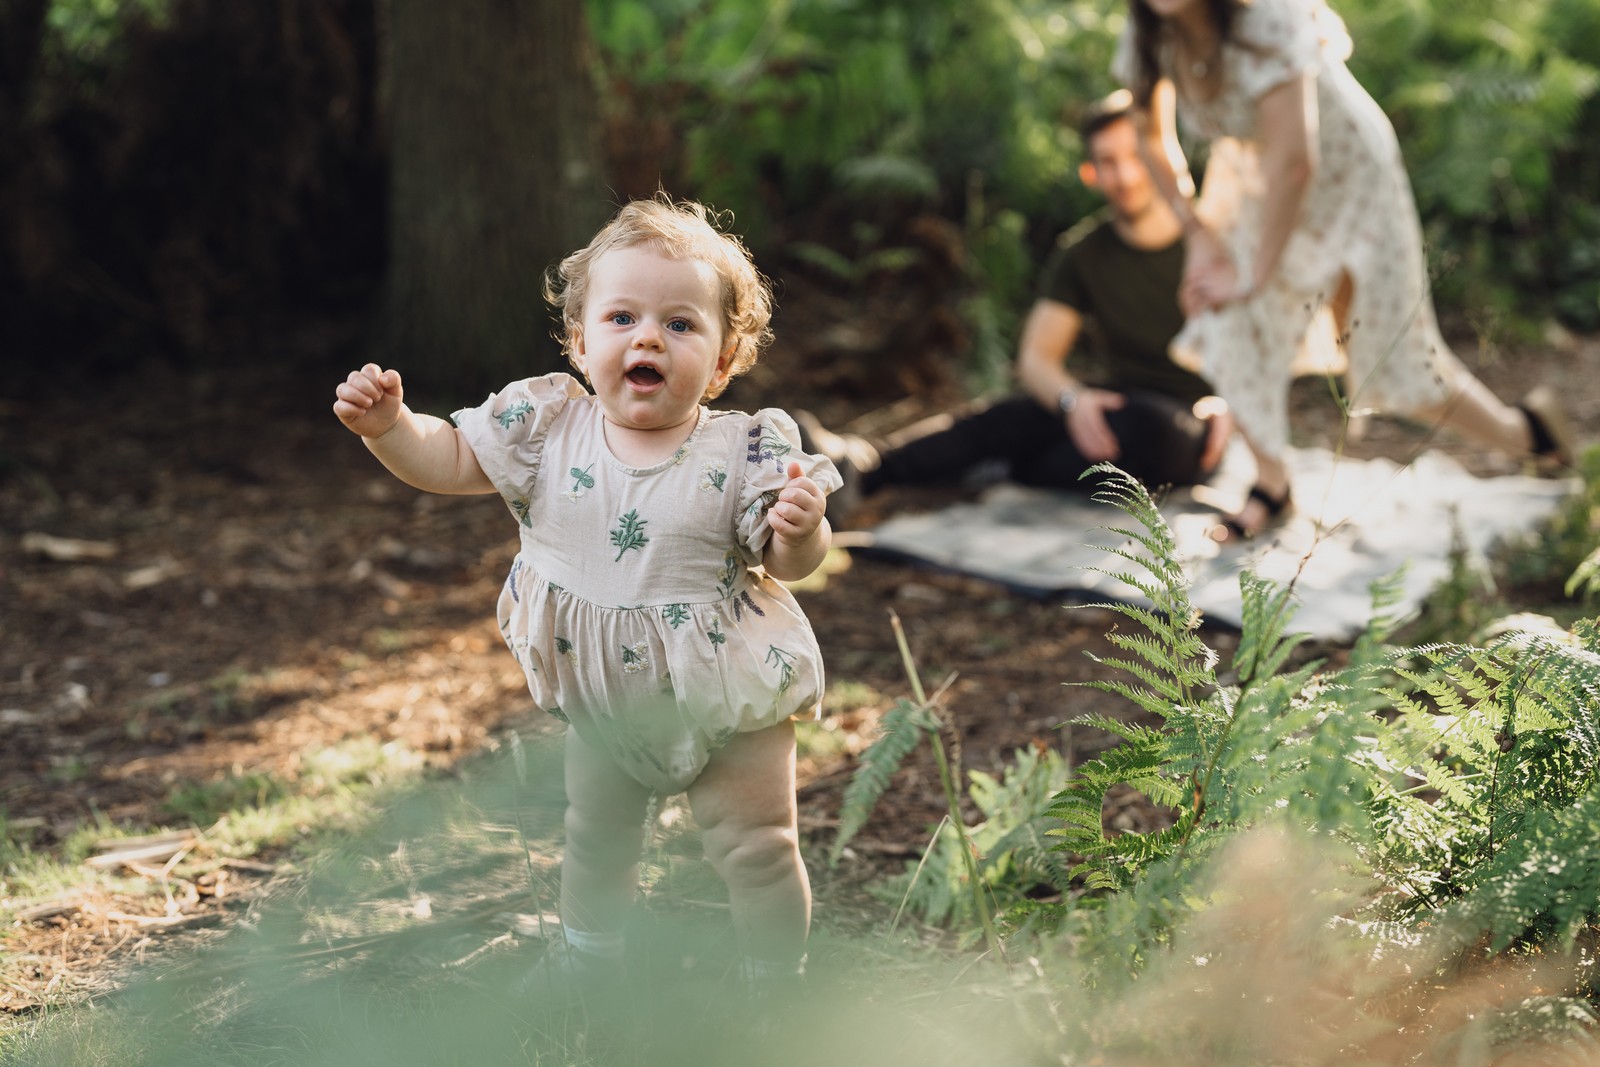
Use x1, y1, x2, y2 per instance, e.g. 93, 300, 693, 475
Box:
560, 726, 653, 935
687, 720, 810, 967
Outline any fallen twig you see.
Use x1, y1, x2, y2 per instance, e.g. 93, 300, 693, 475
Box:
85, 834, 198, 871
21, 533, 118, 562
102, 910, 220, 931
14, 898, 82, 924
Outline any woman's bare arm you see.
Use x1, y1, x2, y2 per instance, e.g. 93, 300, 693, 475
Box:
1244, 71, 1319, 295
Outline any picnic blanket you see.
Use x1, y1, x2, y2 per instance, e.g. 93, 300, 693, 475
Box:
857, 445, 1577, 640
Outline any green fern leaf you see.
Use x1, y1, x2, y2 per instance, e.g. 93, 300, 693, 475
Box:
830, 698, 936, 864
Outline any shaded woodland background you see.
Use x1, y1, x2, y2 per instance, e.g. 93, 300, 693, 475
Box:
3, 0, 1597, 406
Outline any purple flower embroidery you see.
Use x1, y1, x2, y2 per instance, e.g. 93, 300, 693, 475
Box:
746, 424, 792, 473
732, 590, 766, 622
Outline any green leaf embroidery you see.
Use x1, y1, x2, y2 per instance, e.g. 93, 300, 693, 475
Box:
766, 645, 798, 698
716, 550, 740, 599
747, 488, 781, 518
662, 604, 691, 629
556, 637, 577, 665
509, 498, 532, 527
546, 706, 570, 723
707, 620, 727, 647
566, 464, 595, 500
610, 509, 650, 561
495, 401, 534, 428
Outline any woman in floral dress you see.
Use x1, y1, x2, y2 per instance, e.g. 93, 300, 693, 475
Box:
1117, 0, 1573, 536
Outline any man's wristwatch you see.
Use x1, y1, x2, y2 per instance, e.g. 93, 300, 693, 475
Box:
1057, 387, 1079, 415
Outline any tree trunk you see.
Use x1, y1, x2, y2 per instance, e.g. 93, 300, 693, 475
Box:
381, 0, 606, 402
0, 0, 48, 320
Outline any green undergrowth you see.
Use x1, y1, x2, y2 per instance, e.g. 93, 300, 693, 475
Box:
7, 454, 1600, 1063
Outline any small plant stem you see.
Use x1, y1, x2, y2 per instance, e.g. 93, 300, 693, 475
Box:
888, 816, 951, 938
889, 610, 1005, 962
927, 728, 1005, 959
890, 610, 927, 707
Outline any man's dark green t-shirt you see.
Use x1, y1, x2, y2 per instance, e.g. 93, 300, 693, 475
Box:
1038, 210, 1211, 406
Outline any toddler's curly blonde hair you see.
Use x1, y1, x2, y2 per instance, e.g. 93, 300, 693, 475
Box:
544, 194, 774, 401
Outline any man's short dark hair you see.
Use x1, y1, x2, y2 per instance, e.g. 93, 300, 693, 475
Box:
1078, 89, 1136, 145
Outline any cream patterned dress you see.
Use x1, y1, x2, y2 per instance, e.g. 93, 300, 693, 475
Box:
453, 373, 842, 794
1116, 0, 1460, 454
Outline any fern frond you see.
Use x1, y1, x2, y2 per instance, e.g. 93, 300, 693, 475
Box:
1065, 818, 1195, 891
1445, 784, 1600, 952
1091, 527, 1190, 586
1067, 713, 1173, 750
1092, 601, 1193, 651
1354, 565, 1412, 655
1094, 643, 1186, 703
1088, 565, 1175, 610
1078, 673, 1181, 719
834, 153, 940, 201
1572, 620, 1600, 654
1045, 736, 1189, 882
830, 698, 936, 864
1232, 571, 1312, 686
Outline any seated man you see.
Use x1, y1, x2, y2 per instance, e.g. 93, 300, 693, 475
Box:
802, 91, 1230, 519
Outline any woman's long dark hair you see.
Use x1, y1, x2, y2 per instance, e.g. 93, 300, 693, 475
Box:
1127, 0, 1246, 104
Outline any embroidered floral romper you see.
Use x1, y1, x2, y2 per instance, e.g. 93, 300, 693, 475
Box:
453, 373, 842, 794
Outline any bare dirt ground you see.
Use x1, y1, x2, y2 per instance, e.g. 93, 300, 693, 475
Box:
3, 313, 1596, 1013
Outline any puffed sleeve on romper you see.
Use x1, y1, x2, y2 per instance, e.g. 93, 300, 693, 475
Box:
734, 409, 843, 567
449, 372, 589, 525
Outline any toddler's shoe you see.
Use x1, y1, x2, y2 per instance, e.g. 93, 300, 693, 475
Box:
511, 942, 626, 1008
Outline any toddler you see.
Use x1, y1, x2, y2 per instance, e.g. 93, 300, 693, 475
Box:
332, 196, 840, 994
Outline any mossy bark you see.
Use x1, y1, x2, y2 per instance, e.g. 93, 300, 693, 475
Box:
381, 0, 606, 403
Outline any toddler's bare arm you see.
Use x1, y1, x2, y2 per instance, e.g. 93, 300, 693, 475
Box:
333, 363, 493, 495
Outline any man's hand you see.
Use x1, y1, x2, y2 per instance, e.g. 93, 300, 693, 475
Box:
1066, 389, 1127, 463
769, 461, 826, 544
334, 363, 405, 438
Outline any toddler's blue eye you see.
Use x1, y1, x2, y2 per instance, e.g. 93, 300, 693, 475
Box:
668, 319, 692, 333
609, 312, 634, 326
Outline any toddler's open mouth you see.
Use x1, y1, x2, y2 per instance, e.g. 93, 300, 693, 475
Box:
626, 365, 664, 387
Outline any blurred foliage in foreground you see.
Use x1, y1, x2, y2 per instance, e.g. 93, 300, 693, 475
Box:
7, 742, 1600, 1065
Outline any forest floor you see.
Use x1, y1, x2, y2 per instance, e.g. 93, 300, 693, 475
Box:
2, 309, 1597, 1015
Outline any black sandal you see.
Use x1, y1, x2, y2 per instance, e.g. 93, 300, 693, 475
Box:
1213, 483, 1293, 543
1519, 386, 1577, 469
